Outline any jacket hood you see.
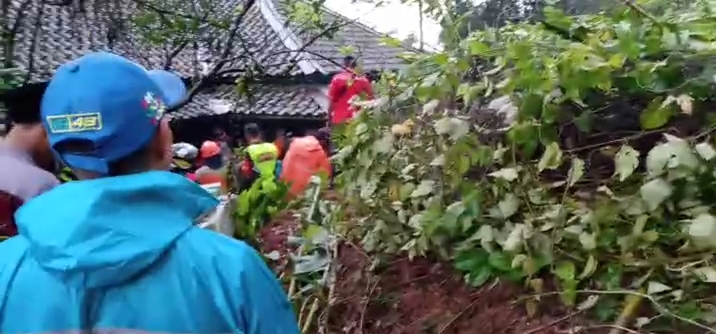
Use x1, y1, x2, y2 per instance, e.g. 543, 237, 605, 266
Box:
295, 136, 323, 152
15, 171, 219, 288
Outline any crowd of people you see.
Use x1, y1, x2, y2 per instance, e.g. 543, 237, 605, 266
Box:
168, 122, 334, 198
0, 52, 373, 332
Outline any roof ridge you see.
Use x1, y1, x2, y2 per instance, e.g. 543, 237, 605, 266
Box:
320, 4, 422, 53
269, 0, 418, 57
319, 4, 398, 41
257, 0, 325, 74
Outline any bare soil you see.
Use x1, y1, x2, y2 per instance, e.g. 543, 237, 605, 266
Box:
258, 212, 612, 334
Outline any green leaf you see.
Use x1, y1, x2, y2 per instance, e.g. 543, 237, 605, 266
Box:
454, 249, 489, 272
646, 137, 699, 175
640, 97, 673, 129
411, 180, 435, 198
614, 145, 640, 181
434, 117, 470, 141
639, 178, 673, 211
293, 252, 330, 275
567, 158, 584, 187
503, 224, 527, 251
579, 232, 597, 250
379, 36, 403, 48
468, 40, 490, 56
578, 255, 598, 280
688, 213, 716, 248
647, 281, 672, 294
488, 167, 519, 182
538, 142, 563, 172
693, 267, 716, 283
695, 142, 716, 161
488, 252, 512, 272
467, 266, 492, 287
372, 133, 395, 153
423, 99, 440, 113
497, 193, 519, 219
555, 261, 576, 282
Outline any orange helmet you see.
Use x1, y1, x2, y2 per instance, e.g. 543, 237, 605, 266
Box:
200, 140, 221, 158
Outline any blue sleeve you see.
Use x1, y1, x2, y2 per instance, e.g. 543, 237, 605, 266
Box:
238, 246, 299, 334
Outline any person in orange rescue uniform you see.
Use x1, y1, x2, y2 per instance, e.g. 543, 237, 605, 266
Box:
195, 140, 228, 191
280, 129, 332, 197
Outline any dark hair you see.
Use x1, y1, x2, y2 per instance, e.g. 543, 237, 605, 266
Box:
343, 56, 357, 68
213, 127, 226, 137
54, 139, 151, 176
4, 82, 43, 125
107, 145, 152, 176
244, 123, 260, 138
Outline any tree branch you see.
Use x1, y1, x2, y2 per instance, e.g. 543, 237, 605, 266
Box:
167, 0, 257, 112
165, 1, 384, 113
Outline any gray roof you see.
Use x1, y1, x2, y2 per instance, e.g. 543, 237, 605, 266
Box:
170, 84, 325, 120
5, 0, 202, 82
271, 0, 412, 72
4, 0, 411, 118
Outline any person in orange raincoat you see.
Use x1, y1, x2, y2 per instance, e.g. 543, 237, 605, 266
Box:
279, 130, 332, 197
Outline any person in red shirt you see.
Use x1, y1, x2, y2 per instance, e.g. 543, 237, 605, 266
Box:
327, 56, 374, 125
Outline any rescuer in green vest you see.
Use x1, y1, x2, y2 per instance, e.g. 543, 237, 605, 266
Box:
238, 123, 279, 193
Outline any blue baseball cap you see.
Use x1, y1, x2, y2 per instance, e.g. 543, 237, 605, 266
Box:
40, 52, 187, 175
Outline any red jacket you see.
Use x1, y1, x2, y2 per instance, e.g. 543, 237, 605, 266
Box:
328, 70, 373, 124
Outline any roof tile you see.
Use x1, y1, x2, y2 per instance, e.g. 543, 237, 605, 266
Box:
169, 84, 325, 120
5, 0, 201, 82
272, 0, 411, 73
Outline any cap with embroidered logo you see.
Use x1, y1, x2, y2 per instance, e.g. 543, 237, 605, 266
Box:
40, 52, 186, 175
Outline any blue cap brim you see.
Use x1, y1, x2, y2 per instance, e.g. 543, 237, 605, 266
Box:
147, 70, 187, 108
60, 153, 109, 175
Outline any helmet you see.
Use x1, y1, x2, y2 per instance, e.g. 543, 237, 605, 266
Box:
170, 143, 198, 171
172, 142, 198, 160
200, 140, 221, 158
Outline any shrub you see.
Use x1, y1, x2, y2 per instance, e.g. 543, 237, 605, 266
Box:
332, 1, 716, 330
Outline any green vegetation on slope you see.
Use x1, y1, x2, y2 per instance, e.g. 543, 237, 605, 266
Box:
329, 0, 716, 331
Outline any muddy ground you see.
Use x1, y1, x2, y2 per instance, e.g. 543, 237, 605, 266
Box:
258, 212, 614, 334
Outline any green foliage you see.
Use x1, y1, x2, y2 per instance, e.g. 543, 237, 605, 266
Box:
233, 180, 289, 242
0, 68, 22, 92
279, 177, 339, 333
131, 0, 232, 48
332, 0, 716, 330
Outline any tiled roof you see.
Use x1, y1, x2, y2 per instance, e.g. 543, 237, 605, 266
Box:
269, 0, 412, 73
4, 0, 203, 82
168, 84, 325, 120
3, 0, 410, 120
210, 3, 299, 76
5, 0, 410, 80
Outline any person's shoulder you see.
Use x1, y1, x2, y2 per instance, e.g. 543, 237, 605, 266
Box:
330, 72, 349, 82
356, 75, 371, 84
0, 161, 58, 200
0, 237, 30, 265
177, 227, 260, 268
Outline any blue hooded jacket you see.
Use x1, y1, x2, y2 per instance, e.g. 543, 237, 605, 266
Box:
0, 171, 299, 334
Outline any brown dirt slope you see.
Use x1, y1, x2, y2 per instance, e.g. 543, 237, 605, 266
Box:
258, 213, 610, 334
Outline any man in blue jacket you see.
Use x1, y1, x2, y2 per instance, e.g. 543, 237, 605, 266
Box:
0, 52, 299, 334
